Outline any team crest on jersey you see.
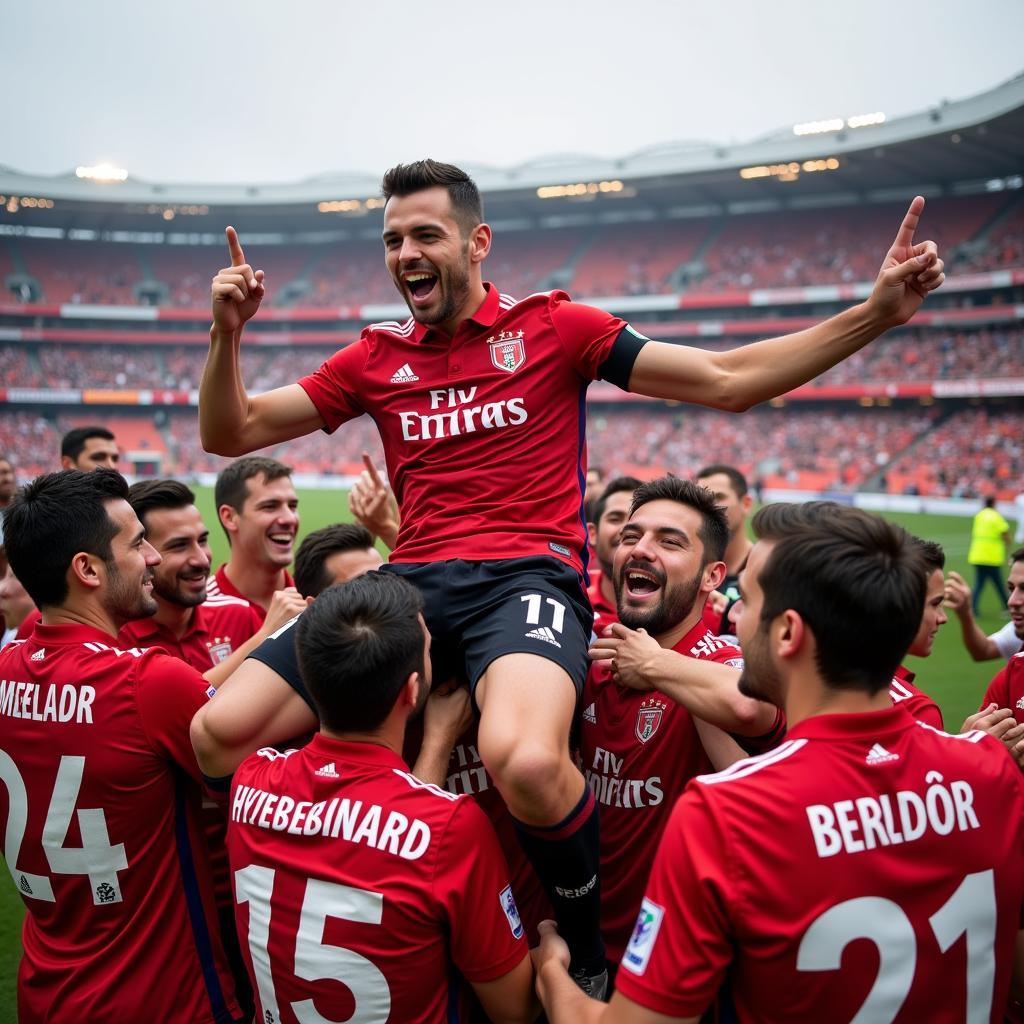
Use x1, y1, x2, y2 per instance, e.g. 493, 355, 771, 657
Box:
488, 330, 526, 373
207, 638, 233, 664
635, 698, 665, 744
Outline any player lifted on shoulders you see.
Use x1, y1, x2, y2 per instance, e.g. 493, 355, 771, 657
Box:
536, 502, 1024, 1024
199, 158, 944, 993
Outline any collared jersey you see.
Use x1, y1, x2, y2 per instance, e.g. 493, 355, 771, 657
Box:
587, 570, 618, 634
118, 597, 262, 673
207, 564, 294, 625
889, 664, 944, 729
297, 285, 629, 574
579, 619, 748, 960
0, 622, 238, 1024
227, 735, 527, 1024
616, 706, 1024, 1022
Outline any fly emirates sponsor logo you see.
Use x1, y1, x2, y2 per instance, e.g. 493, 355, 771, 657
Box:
231, 783, 431, 860
398, 387, 528, 442
806, 771, 980, 858
585, 746, 664, 809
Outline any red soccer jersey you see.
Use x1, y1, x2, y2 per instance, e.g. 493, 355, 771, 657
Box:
227, 734, 528, 1024
117, 597, 262, 672
889, 664, 944, 729
982, 652, 1024, 723
0, 623, 239, 1023
587, 570, 618, 634
297, 285, 627, 574
616, 706, 1024, 1023
207, 564, 294, 624
579, 620, 747, 960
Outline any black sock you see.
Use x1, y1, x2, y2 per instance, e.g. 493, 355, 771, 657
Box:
513, 784, 605, 974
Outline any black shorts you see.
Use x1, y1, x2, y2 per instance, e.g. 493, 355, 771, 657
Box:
380, 556, 594, 699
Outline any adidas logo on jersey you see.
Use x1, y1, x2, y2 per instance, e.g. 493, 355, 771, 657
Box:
525, 626, 561, 648
30, 649, 45, 661
390, 363, 420, 383
582, 702, 597, 724
865, 743, 899, 765
314, 762, 340, 778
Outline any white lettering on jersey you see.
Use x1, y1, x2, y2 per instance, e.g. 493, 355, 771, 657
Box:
584, 745, 663, 809
399, 386, 528, 442
806, 771, 980, 858
0, 680, 95, 724
231, 784, 433, 860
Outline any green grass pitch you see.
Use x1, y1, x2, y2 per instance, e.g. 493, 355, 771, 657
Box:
0, 497, 1014, 1017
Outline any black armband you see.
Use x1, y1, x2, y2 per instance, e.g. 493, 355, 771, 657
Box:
597, 324, 649, 390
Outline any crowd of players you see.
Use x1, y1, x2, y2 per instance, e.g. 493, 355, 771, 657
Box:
2, 429, 1024, 1022
4, 160, 1024, 1023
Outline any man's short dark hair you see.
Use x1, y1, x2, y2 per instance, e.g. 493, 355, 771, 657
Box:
629, 476, 729, 563
1012, 547, 1024, 566
296, 573, 425, 734
912, 537, 946, 574
127, 479, 195, 527
696, 463, 749, 499
4, 469, 129, 609
752, 502, 927, 695
381, 159, 483, 234
60, 426, 115, 462
294, 523, 376, 598
591, 476, 642, 527
214, 456, 293, 539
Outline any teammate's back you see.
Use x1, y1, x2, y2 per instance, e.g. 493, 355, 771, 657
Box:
643, 709, 1024, 1022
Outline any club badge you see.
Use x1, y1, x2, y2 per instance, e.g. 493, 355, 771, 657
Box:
488, 330, 526, 373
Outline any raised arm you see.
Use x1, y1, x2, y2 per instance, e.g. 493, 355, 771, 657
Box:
626, 197, 944, 410
944, 571, 1003, 661
200, 226, 325, 455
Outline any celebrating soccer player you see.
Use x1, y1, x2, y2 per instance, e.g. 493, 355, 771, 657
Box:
200, 158, 944, 992
1, 470, 243, 1022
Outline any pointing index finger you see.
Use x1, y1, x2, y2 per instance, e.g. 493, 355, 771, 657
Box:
361, 451, 385, 489
892, 196, 925, 251
225, 226, 246, 268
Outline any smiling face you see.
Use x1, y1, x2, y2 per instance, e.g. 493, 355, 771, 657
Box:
612, 498, 724, 637
735, 540, 784, 706
907, 567, 948, 658
382, 186, 489, 331
143, 504, 213, 608
99, 499, 160, 624
1007, 560, 1024, 639
591, 490, 634, 579
221, 472, 299, 570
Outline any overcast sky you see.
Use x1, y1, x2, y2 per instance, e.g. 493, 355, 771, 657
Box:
4, 0, 1023, 184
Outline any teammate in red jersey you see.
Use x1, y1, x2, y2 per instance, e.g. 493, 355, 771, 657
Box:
119, 479, 306, 679
888, 537, 947, 728
586, 477, 641, 633
580, 477, 759, 970
200, 158, 944, 990
209, 456, 300, 621
0, 469, 241, 1023
536, 502, 1024, 1024
223, 572, 536, 1024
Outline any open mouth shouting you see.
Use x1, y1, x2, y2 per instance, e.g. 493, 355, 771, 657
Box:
402, 268, 439, 308
622, 563, 664, 604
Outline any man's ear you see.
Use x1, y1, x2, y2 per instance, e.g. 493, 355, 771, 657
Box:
702, 560, 727, 593
218, 504, 239, 538
469, 222, 492, 264
69, 551, 103, 593
774, 609, 806, 661
588, 522, 598, 547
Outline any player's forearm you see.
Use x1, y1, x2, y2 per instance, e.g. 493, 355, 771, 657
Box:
955, 610, 1000, 661
411, 741, 454, 788
716, 302, 886, 410
645, 649, 769, 736
199, 325, 254, 455
694, 718, 749, 771
536, 960, 608, 1024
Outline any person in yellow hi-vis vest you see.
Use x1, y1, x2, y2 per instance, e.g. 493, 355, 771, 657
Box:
969, 495, 1010, 616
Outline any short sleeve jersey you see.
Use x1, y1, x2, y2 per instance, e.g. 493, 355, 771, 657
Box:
983, 651, 1024, 724
968, 508, 1010, 566
118, 597, 262, 672
990, 620, 1023, 660
616, 706, 1024, 1022
207, 564, 295, 625
0, 622, 239, 1023
579, 620, 748, 960
297, 285, 630, 573
227, 735, 527, 1024
889, 665, 944, 729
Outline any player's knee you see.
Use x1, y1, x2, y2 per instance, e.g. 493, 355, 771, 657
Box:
480, 734, 564, 801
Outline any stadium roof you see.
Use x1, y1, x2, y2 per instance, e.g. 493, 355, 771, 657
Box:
2, 72, 1022, 232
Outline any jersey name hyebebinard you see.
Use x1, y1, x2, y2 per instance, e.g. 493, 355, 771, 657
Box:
231, 783, 431, 860
0, 679, 95, 724
806, 772, 979, 858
